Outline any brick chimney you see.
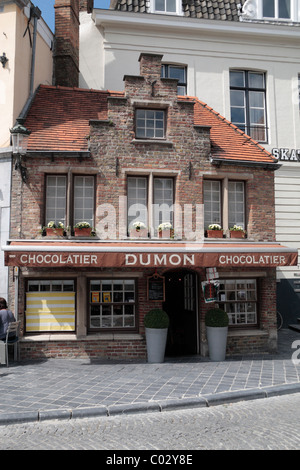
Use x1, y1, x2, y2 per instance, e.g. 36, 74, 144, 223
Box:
80, 0, 93, 12
53, 0, 80, 87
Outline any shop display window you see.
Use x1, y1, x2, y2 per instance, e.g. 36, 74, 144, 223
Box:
89, 279, 136, 330
218, 279, 257, 326
26, 279, 76, 332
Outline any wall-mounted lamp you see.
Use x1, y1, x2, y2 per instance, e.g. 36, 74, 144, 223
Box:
0, 52, 8, 68
10, 119, 31, 183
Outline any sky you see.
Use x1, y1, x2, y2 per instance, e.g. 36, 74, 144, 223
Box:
33, 0, 110, 32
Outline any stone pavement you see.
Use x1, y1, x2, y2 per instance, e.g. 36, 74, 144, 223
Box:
1, 328, 300, 425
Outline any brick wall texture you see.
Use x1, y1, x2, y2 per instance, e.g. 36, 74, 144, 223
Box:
10, 53, 278, 359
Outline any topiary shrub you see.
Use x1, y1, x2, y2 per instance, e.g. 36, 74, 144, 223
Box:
205, 308, 229, 328
144, 309, 170, 329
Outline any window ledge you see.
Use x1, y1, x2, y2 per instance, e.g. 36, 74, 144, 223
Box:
228, 329, 268, 337
21, 333, 143, 342
131, 139, 173, 147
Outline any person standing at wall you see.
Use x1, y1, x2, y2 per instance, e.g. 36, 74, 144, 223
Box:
0, 298, 15, 340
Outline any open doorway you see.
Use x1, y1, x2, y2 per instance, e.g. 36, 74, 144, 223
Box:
163, 270, 198, 356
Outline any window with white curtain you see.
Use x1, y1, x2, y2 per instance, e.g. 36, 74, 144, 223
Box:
45, 174, 95, 229
127, 176, 174, 235
204, 179, 246, 230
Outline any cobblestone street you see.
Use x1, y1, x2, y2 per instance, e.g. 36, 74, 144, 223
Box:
1, 393, 300, 450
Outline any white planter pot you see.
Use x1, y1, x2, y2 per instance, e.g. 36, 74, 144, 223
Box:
206, 326, 228, 361
145, 327, 168, 363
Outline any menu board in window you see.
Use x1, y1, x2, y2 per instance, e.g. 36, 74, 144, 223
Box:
147, 274, 165, 301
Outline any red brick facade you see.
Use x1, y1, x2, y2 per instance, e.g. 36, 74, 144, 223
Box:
7, 53, 291, 360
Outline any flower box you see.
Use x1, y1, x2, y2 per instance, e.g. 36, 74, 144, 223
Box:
158, 229, 174, 239
230, 230, 246, 239
207, 230, 223, 238
74, 228, 92, 237
129, 228, 148, 238
46, 228, 64, 237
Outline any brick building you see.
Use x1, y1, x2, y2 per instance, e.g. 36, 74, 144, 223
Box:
3, 51, 297, 360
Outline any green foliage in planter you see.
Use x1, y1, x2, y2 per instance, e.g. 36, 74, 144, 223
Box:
144, 309, 170, 329
205, 308, 229, 328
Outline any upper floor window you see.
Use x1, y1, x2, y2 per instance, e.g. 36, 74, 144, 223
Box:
161, 64, 187, 95
45, 174, 95, 230
242, 0, 298, 21
127, 176, 174, 236
204, 179, 245, 231
230, 70, 267, 143
262, 0, 291, 19
136, 109, 165, 139
150, 0, 182, 14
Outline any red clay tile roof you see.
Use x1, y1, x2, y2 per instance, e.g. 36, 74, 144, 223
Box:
25, 85, 112, 152
192, 97, 276, 165
24, 84, 276, 166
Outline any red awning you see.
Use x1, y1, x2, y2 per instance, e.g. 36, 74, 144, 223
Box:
3, 240, 298, 269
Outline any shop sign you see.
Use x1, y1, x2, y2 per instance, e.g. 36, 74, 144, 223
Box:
5, 250, 297, 268
272, 148, 300, 161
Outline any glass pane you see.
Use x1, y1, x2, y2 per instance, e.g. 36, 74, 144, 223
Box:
230, 90, 245, 107
166, 0, 176, 11
250, 108, 265, 126
230, 71, 245, 87
279, 0, 290, 18
169, 66, 185, 83
231, 108, 246, 125
249, 91, 264, 108
46, 175, 66, 226
74, 176, 94, 227
249, 73, 264, 89
263, 0, 275, 17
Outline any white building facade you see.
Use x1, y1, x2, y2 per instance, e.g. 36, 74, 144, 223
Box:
0, 0, 53, 300
79, 0, 300, 325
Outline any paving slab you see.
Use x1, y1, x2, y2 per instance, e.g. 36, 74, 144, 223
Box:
1, 329, 300, 424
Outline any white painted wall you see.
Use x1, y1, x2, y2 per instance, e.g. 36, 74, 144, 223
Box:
0, 156, 11, 299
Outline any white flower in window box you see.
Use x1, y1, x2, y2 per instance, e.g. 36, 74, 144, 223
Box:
46, 221, 65, 237
229, 225, 246, 239
129, 221, 148, 238
158, 222, 174, 239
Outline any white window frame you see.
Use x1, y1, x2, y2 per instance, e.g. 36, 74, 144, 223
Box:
258, 0, 297, 20
149, 0, 183, 15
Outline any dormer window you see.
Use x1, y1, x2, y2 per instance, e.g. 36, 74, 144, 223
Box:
241, 0, 298, 22
150, 0, 182, 15
262, 0, 291, 19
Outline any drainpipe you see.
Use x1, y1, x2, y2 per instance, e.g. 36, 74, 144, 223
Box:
18, 4, 41, 120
